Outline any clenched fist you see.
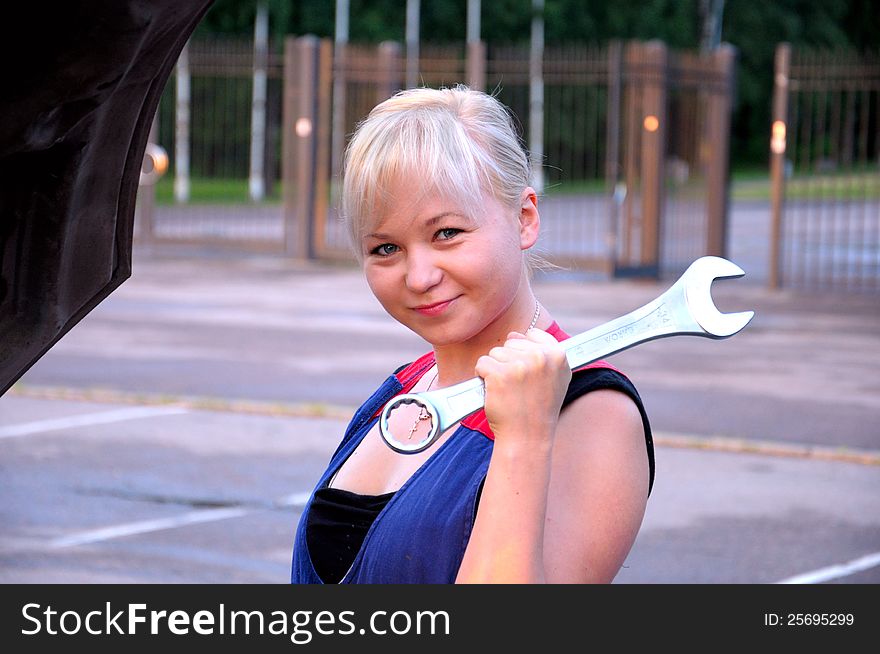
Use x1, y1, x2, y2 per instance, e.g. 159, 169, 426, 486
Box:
474, 328, 572, 447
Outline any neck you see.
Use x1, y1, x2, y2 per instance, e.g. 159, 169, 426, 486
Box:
430, 282, 551, 388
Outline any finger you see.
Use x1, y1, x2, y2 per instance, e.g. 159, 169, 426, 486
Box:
525, 327, 558, 344
504, 336, 538, 350
475, 354, 504, 378
487, 345, 514, 362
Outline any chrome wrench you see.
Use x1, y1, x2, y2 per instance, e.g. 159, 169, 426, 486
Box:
379, 256, 755, 453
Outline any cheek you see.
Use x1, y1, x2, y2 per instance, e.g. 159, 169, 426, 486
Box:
365, 267, 403, 313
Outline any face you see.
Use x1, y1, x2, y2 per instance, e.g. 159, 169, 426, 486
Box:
361, 182, 539, 348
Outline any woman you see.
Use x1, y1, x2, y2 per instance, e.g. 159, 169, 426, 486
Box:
291, 85, 653, 584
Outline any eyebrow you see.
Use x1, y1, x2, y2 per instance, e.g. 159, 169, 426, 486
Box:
365, 211, 473, 241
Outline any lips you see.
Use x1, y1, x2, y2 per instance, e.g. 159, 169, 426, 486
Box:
412, 296, 458, 317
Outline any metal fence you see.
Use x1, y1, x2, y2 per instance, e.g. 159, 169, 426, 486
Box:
142, 36, 735, 279
146, 38, 286, 251
770, 44, 880, 292
315, 39, 735, 274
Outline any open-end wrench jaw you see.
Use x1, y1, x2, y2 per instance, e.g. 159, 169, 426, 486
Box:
681, 256, 755, 338
379, 256, 755, 454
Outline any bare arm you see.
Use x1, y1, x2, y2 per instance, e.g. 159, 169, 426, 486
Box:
455, 329, 649, 583
543, 389, 648, 583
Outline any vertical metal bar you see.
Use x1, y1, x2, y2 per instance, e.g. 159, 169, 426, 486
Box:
807, 55, 821, 290
466, 0, 485, 91
798, 88, 812, 172
815, 58, 830, 289
175, 40, 191, 202
405, 0, 420, 89
704, 44, 735, 258
249, 2, 269, 201
331, 0, 349, 182
797, 82, 814, 288
377, 41, 401, 103
769, 43, 790, 289
866, 86, 880, 291
842, 83, 856, 169
282, 37, 297, 257
830, 74, 842, 165
585, 70, 596, 179
808, 57, 824, 289
621, 42, 640, 267
231, 64, 239, 179
467, 40, 486, 92
841, 76, 857, 288
605, 41, 622, 272
782, 85, 798, 288
529, 0, 545, 193
858, 88, 869, 164
857, 88, 870, 289
827, 55, 842, 288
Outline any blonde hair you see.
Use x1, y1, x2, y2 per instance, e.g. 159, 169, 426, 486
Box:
342, 85, 532, 260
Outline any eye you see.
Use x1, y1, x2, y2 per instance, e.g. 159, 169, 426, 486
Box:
435, 228, 461, 241
369, 243, 399, 257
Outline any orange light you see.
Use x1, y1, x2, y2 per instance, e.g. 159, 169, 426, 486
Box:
772, 120, 786, 140
643, 115, 659, 132
771, 120, 787, 154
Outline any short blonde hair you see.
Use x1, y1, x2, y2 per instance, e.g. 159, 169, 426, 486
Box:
342, 85, 532, 259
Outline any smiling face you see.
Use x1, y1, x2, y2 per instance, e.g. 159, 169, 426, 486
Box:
362, 183, 539, 348
342, 87, 541, 350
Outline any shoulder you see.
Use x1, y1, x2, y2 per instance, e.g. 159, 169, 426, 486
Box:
543, 382, 651, 582
562, 364, 654, 493
557, 384, 647, 462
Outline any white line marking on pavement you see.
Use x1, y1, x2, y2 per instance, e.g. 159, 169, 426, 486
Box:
0, 406, 188, 439
50, 507, 252, 548
49, 491, 313, 548
776, 551, 880, 584
276, 491, 313, 507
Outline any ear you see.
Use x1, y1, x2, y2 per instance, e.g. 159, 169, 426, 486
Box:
518, 187, 540, 250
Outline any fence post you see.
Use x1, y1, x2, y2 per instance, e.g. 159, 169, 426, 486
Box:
312, 38, 334, 257
283, 35, 323, 259
639, 40, 668, 276
704, 43, 736, 258
769, 43, 791, 289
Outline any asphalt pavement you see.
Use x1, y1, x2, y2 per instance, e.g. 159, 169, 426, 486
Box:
1, 245, 878, 584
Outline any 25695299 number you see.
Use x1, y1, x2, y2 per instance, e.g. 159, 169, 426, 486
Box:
764, 613, 854, 626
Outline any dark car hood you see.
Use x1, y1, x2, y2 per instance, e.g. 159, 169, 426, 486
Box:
0, 0, 213, 394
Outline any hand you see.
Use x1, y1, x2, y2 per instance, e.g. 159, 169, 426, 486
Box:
474, 328, 572, 447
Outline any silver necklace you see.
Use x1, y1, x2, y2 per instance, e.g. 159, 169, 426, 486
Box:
527, 298, 541, 331
406, 299, 540, 441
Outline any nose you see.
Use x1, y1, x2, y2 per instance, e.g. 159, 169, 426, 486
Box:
404, 248, 443, 294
